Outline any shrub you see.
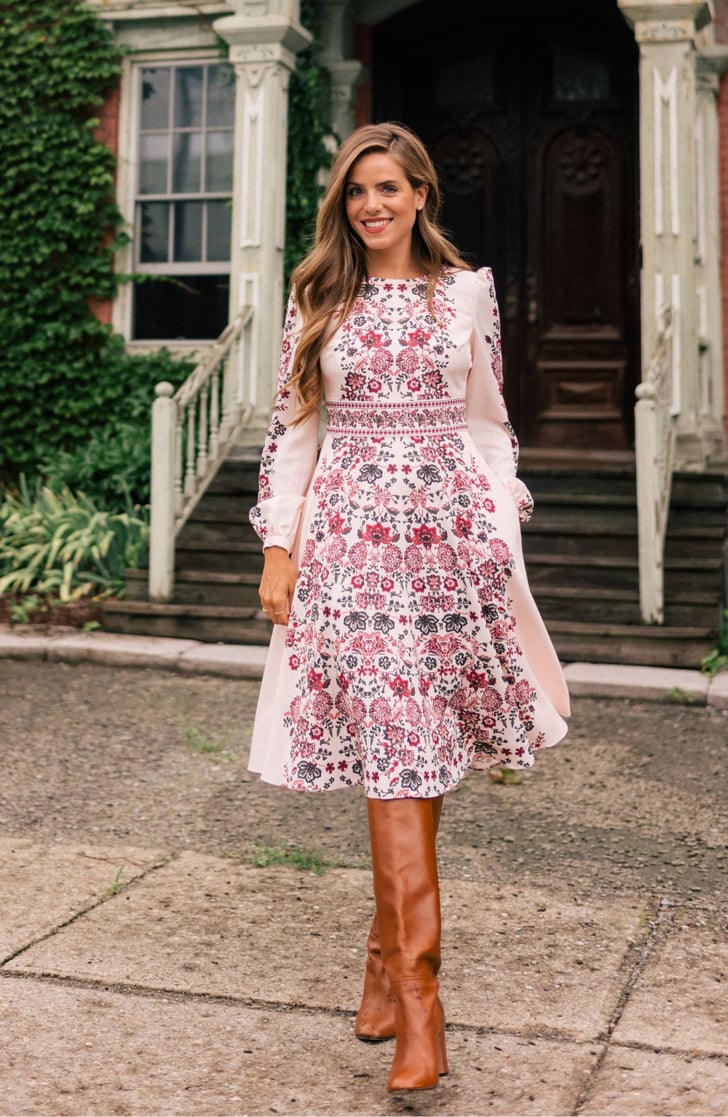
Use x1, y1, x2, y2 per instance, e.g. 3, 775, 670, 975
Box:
0, 477, 148, 601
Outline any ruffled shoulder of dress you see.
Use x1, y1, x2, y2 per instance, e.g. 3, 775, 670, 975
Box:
443, 265, 495, 301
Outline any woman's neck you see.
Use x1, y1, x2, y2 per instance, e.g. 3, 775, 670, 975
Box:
365, 248, 422, 280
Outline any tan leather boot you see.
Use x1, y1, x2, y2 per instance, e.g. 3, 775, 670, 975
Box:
354, 914, 395, 1041
355, 798, 443, 1044
366, 795, 448, 1091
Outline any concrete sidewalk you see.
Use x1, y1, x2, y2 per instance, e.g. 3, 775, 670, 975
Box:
2, 623, 728, 707
2, 841, 726, 1116
2, 627, 727, 1115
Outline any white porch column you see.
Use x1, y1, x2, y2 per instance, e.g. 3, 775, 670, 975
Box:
696, 44, 728, 461
619, 0, 716, 467
317, 0, 364, 141
214, 1, 311, 429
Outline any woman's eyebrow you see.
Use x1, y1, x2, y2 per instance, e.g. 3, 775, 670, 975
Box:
347, 178, 400, 188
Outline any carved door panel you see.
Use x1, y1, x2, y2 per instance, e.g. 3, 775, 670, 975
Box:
372, 0, 640, 452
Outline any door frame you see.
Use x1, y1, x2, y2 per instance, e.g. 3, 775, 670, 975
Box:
320, 0, 726, 467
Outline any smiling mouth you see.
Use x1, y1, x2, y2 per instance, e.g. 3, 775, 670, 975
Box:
361, 219, 391, 231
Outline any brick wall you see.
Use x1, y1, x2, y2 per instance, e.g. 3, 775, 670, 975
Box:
88, 81, 121, 327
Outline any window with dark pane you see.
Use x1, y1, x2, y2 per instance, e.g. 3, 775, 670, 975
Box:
133, 61, 235, 341
551, 49, 611, 104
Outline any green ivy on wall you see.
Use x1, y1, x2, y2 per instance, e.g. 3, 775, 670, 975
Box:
0, 0, 190, 495
285, 0, 338, 284
0, 0, 334, 498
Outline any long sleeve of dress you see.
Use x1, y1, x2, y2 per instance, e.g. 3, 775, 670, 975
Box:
249, 293, 321, 551
465, 267, 534, 523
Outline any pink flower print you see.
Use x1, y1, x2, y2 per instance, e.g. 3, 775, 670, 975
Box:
411, 524, 442, 548
329, 512, 347, 534
508, 679, 533, 705
345, 371, 366, 393
313, 692, 333, 718
437, 543, 458, 570
422, 370, 443, 390
388, 675, 412, 697
481, 688, 503, 711
382, 544, 403, 571
307, 669, 325, 691
368, 379, 382, 392
351, 632, 387, 656
405, 697, 422, 723
489, 537, 512, 565
371, 697, 393, 723
361, 522, 392, 545
396, 349, 419, 374
371, 348, 393, 373
407, 378, 422, 391
407, 328, 431, 347
326, 535, 346, 562
454, 515, 473, 538
404, 545, 424, 572
360, 330, 383, 349
349, 541, 368, 569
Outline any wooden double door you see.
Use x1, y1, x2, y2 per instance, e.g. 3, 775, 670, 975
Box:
372, 0, 640, 452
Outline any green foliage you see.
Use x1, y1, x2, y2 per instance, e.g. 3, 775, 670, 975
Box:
0, 477, 148, 601
39, 348, 192, 508
0, 0, 333, 499
284, 0, 337, 284
0, 0, 190, 490
701, 609, 728, 677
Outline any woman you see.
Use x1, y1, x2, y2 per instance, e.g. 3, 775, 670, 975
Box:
248, 122, 570, 1092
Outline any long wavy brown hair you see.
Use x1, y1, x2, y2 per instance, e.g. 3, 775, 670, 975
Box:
285, 121, 472, 423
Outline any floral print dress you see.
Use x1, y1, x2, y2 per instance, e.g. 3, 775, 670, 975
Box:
248, 267, 570, 798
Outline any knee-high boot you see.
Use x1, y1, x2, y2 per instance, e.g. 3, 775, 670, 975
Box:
366, 796, 448, 1091
355, 797, 444, 1043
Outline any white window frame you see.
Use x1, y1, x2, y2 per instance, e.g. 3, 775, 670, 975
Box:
113, 49, 234, 351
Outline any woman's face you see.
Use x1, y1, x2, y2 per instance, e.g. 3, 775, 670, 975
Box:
344, 151, 428, 272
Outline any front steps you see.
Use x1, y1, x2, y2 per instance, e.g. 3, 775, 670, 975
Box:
518, 463, 727, 668
102, 450, 728, 669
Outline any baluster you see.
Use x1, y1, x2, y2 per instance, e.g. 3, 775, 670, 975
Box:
209, 367, 220, 460
184, 399, 197, 499
197, 384, 209, 478
173, 407, 184, 518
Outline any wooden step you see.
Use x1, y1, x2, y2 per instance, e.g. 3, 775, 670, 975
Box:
545, 619, 717, 669
102, 599, 272, 645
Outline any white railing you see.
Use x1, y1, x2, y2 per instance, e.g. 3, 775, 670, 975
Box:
148, 305, 254, 602
634, 306, 677, 624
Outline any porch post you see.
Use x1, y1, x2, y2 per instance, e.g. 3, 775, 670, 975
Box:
213, 1, 311, 430
618, 0, 716, 467
696, 45, 728, 461
317, 0, 364, 142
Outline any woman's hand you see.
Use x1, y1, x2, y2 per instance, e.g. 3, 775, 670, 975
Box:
258, 546, 298, 625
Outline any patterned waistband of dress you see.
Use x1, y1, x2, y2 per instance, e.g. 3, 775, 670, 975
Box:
326, 398, 467, 435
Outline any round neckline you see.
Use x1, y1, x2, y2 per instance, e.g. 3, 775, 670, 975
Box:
365, 273, 429, 282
